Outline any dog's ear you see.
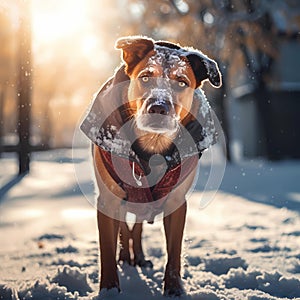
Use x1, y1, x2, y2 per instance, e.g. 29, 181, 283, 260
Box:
185, 51, 222, 88
115, 36, 155, 75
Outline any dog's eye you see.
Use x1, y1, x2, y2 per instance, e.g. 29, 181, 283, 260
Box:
178, 81, 188, 88
141, 76, 149, 83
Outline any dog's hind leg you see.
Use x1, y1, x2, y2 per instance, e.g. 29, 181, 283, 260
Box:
118, 221, 132, 265
132, 223, 153, 268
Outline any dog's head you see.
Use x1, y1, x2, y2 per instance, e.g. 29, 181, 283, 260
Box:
116, 36, 221, 154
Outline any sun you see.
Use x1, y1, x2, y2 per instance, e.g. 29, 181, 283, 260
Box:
30, 0, 105, 67
31, 0, 89, 44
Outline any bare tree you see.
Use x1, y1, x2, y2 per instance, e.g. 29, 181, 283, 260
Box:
17, 0, 32, 174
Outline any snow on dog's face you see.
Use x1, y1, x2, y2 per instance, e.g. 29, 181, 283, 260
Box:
115, 36, 221, 154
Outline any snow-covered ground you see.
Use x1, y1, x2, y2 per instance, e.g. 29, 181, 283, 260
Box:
0, 148, 300, 300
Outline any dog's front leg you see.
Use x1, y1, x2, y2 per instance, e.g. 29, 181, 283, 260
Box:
163, 202, 187, 297
97, 210, 120, 291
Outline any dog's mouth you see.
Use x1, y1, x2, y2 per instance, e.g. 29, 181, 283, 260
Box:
136, 113, 179, 135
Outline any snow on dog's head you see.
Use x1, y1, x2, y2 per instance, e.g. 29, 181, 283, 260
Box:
115, 36, 222, 153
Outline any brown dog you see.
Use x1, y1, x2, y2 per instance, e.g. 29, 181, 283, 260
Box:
81, 36, 221, 296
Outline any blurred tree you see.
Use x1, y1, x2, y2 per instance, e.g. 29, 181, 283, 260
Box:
0, 11, 13, 156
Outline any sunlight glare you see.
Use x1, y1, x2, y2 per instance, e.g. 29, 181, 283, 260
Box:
82, 34, 98, 57
31, 1, 107, 69
32, 0, 89, 44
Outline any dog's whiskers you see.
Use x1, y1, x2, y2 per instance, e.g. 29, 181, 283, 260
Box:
120, 107, 137, 122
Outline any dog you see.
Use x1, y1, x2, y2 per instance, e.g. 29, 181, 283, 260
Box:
80, 36, 221, 296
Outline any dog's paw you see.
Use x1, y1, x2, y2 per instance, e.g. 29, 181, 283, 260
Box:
163, 273, 184, 297
133, 253, 153, 268
134, 257, 154, 268
163, 286, 185, 298
96, 287, 120, 299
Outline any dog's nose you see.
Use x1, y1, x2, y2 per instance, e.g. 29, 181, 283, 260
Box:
147, 103, 169, 115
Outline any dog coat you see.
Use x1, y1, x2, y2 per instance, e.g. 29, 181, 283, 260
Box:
98, 146, 199, 202
80, 64, 217, 220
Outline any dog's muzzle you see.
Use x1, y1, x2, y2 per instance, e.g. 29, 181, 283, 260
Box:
136, 89, 178, 135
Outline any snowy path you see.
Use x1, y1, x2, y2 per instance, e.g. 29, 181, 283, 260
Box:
0, 149, 300, 300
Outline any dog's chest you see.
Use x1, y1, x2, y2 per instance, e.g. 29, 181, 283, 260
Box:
139, 156, 168, 181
